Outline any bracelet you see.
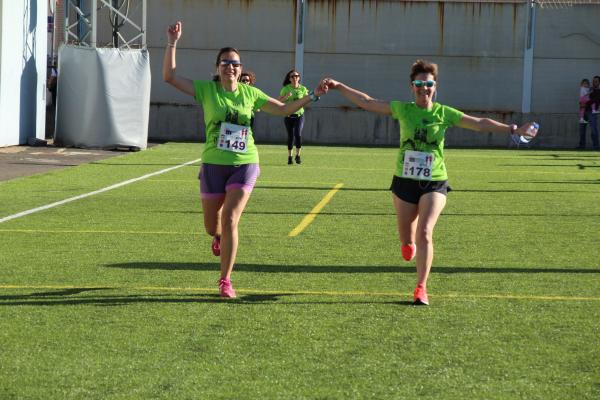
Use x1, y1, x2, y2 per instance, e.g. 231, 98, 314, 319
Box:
509, 124, 517, 135
309, 90, 320, 102
167, 42, 177, 48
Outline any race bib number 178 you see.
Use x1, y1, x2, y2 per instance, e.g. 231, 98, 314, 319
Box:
218, 122, 249, 153
402, 150, 434, 180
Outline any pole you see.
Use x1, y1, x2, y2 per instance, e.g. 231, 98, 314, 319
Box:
91, 0, 97, 47
112, 0, 119, 47
521, 0, 536, 113
295, 0, 305, 78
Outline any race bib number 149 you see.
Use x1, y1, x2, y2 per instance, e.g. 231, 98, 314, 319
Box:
402, 150, 434, 180
218, 122, 249, 153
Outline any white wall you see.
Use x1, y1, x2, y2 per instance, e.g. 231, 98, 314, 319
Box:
144, 0, 600, 148
0, 0, 47, 147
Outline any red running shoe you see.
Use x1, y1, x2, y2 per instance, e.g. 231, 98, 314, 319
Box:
413, 285, 429, 306
218, 278, 236, 298
401, 244, 416, 261
211, 236, 221, 256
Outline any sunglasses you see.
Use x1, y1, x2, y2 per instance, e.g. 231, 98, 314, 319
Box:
290, 74, 300, 78
219, 59, 242, 67
412, 80, 436, 88
240, 78, 251, 83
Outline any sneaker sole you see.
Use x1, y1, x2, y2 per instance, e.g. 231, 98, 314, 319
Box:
413, 299, 429, 306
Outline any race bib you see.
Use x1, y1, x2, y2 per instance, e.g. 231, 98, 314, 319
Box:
402, 150, 434, 180
217, 122, 250, 153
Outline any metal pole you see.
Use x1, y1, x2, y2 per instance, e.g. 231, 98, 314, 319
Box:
91, 0, 97, 47
295, 0, 305, 77
50, 0, 56, 62
112, 0, 120, 47
65, 0, 69, 43
142, 0, 147, 48
521, 0, 536, 113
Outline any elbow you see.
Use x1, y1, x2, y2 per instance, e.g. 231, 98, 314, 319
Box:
162, 67, 176, 84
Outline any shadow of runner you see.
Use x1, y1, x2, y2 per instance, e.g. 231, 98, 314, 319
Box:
105, 262, 600, 274
0, 290, 409, 307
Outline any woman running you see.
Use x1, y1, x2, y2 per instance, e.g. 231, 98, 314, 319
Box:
279, 70, 309, 164
323, 60, 538, 305
163, 21, 326, 297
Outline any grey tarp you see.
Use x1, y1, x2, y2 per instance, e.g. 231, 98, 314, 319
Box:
55, 45, 151, 150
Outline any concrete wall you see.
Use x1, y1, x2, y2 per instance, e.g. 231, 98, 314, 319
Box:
0, 0, 47, 147
135, 1, 600, 147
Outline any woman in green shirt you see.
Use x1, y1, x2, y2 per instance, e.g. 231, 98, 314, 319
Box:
323, 60, 538, 305
163, 21, 326, 298
279, 70, 310, 164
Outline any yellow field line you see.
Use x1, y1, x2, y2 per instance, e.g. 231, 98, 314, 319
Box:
0, 284, 599, 302
288, 183, 344, 237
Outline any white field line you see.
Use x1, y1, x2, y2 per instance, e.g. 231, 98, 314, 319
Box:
0, 158, 202, 224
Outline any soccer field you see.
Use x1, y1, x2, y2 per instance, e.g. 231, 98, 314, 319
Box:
1, 143, 599, 399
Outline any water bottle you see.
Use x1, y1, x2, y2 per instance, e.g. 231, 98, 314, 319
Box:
522, 122, 539, 141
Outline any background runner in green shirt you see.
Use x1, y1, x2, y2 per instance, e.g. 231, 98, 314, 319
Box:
163, 21, 327, 298
279, 70, 310, 164
322, 60, 538, 306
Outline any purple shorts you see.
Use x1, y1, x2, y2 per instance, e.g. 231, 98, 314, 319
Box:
199, 163, 260, 199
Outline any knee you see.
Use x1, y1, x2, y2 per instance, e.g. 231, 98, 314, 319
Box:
220, 213, 239, 232
415, 226, 434, 246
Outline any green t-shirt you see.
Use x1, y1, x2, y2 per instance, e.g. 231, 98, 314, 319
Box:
194, 80, 269, 165
279, 84, 309, 116
390, 101, 464, 181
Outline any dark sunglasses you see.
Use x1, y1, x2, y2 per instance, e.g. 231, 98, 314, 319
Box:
412, 80, 436, 88
290, 74, 300, 78
240, 78, 251, 83
219, 59, 242, 67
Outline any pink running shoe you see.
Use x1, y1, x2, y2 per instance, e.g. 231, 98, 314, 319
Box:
211, 236, 221, 256
401, 244, 416, 261
413, 285, 429, 306
218, 278, 236, 298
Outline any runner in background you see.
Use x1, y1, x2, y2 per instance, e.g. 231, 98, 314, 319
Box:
239, 71, 257, 129
279, 70, 309, 165
323, 60, 538, 305
163, 21, 327, 298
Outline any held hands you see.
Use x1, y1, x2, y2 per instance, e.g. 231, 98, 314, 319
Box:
311, 77, 339, 97
313, 79, 330, 97
321, 78, 341, 90
167, 21, 182, 45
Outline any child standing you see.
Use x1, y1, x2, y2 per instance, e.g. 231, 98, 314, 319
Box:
579, 79, 596, 124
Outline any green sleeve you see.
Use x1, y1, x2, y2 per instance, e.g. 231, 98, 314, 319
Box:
193, 80, 208, 104
443, 105, 464, 127
279, 86, 288, 97
252, 86, 270, 110
389, 101, 404, 120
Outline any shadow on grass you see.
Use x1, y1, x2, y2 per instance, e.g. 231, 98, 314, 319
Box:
519, 153, 600, 161
490, 179, 600, 185
499, 163, 600, 170
105, 262, 600, 274
0, 287, 109, 301
0, 291, 411, 307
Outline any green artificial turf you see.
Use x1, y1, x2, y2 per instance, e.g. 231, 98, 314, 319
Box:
1, 143, 599, 399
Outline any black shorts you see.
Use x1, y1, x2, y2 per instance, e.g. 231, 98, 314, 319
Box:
389, 175, 452, 205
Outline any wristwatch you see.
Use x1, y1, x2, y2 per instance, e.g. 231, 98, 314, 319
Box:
309, 90, 320, 102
